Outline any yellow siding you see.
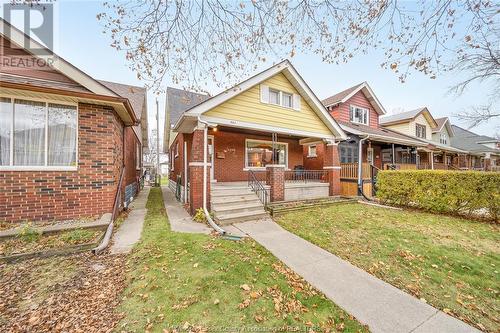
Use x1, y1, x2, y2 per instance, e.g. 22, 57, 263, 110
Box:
384, 122, 410, 136
410, 114, 432, 140
203, 73, 332, 136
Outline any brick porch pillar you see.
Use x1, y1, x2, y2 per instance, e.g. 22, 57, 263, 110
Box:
266, 165, 285, 202
485, 155, 491, 171
189, 129, 211, 215
323, 142, 341, 196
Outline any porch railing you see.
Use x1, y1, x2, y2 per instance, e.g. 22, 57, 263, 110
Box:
284, 170, 327, 183
341, 163, 371, 179
248, 170, 268, 208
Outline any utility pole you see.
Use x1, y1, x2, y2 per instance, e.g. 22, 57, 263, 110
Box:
156, 98, 160, 186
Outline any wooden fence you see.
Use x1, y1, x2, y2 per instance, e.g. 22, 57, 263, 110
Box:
340, 163, 371, 180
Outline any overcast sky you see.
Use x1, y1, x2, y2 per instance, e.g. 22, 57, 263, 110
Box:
3, 1, 498, 147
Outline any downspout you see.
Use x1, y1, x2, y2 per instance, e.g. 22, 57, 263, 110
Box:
198, 117, 226, 235
184, 141, 188, 203
94, 123, 131, 254
358, 135, 371, 200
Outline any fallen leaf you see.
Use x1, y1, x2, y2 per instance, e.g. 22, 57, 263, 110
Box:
240, 284, 251, 291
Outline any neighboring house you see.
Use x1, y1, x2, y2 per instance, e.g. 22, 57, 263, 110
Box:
380, 107, 465, 169
450, 125, 500, 170
321, 82, 428, 196
167, 60, 346, 223
0, 19, 148, 223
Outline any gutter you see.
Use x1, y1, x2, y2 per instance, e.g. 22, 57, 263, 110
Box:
197, 117, 226, 235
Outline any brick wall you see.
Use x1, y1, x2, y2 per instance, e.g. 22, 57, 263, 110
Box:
303, 143, 325, 170
123, 126, 141, 205
0, 103, 125, 223
209, 129, 303, 182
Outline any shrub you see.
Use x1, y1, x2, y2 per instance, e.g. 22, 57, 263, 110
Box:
376, 170, 500, 222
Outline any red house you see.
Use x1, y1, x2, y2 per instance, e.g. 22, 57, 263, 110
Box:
0, 19, 148, 224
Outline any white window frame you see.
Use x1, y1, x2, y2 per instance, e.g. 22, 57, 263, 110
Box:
136, 143, 141, 170
440, 133, 447, 144
175, 142, 179, 158
0, 95, 79, 171
349, 105, 369, 125
415, 123, 426, 139
269, 88, 281, 106
261, 85, 297, 110
307, 144, 317, 158
282, 92, 293, 108
244, 138, 288, 170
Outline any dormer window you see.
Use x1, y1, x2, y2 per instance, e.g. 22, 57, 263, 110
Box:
440, 133, 447, 144
416, 124, 426, 139
349, 105, 369, 125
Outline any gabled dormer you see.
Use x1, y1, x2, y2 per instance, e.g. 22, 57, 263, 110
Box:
380, 107, 438, 141
432, 117, 454, 146
322, 82, 386, 130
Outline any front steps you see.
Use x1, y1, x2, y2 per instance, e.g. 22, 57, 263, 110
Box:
211, 184, 268, 225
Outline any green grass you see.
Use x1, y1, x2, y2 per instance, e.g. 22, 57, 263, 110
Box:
160, 176, 169, 186
276, 203, 500, 332
116, 188, 367, 332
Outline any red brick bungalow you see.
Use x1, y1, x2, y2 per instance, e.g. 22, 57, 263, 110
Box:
166, 61, 347, 225
0, 19, 148, 223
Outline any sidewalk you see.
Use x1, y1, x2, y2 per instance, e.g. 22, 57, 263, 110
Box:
110, 187, 150, 254
234, 219, 480, 333
162, 186, 211, 234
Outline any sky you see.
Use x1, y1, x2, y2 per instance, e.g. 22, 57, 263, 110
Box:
2, 0, 498, 148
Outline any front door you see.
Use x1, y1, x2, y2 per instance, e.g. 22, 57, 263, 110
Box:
207, 135, 215, 181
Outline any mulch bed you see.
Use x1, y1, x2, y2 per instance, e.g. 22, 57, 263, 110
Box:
0, 252, 127, 332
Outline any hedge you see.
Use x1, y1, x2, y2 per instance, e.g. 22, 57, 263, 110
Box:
376, 170, 500, 222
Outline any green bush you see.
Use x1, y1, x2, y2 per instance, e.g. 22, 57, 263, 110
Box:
376, 170, 500, 222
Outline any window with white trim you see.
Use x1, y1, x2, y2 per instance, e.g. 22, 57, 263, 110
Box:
0, 97, 77, 168
175, 142, 179, 157
439, 133, 447, 144
307, 144, 317, 157
136, 143, 141, 170
340, 146, 358, 163
415, 123, 426, 139
260, 85, 300, 110
245, 139, 287, 168
269, 89, 280, 105
349, 105, 369, 125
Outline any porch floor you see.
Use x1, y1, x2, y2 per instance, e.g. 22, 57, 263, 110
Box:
212, 181, 325, 189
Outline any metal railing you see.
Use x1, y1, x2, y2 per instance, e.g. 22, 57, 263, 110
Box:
248, 170, 268, 207
284, 170, 327, 183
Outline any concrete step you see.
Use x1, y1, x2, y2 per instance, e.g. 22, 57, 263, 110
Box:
212, 201, 264, 215
211, 188, 254, 197
215, 209, 268, 225
211, 193, 261, 205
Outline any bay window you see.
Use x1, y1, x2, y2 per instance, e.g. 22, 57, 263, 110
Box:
245, 139, 287, 168
0, 97, 77, 169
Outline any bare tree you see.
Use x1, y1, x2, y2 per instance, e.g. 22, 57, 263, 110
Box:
98, 0, 499, 124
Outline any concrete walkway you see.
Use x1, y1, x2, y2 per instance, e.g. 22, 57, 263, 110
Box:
235, 219, 480, 333
110, 187, 150, 254
162, 187, 211, 234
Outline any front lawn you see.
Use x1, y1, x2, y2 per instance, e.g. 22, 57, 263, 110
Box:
276, 203, 500, 332
116, 188, 368, 332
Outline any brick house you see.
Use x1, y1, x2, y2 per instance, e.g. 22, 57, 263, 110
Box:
166, 61, 346, 224
0, 19, 148, 223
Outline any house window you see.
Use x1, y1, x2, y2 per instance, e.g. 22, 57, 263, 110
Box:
340, 146, 359, 163
245, 139, 287, 168
282, 92, 293, 108
175, 142, 179, 158
0, 97, 77, 169
269, 89, 280, 105
308, 144, 317, 157
367, 147, 374, 164
349, 105, 369, 125
440, 133, 447, 144
415, 124, 426, 139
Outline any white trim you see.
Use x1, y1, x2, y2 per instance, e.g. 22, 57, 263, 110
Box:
245, 138, 288, 169
324, 82, 387, 115
207, 135, 215, 181
0, 95, 79, 170
178, 60, 347, 140
0, 19, 117, 97
200, 115, 336, 140
307, 144, 317, 158
323, 166, 341, 170
339, 123, 426, 147
0, 166, 78, 171
189, 162, 212, 167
